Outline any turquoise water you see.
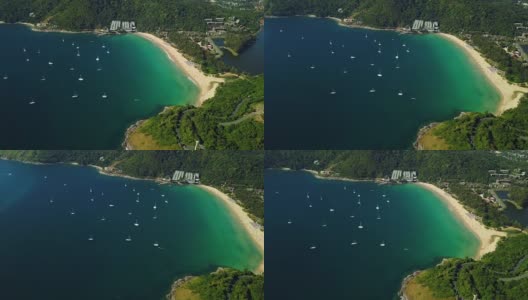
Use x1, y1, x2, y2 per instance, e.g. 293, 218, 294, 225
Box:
265, 17, 500, 149
0, 24, 198, 149
266, 170, 479, 299
0, 160, 261, 300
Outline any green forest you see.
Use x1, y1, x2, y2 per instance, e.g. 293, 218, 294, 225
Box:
180, 268, 264, 300
416, 233, 528, 300
431, 97, 528, 150
265, 0, 528, 37
138, 75, 264, 150
0, 150, 265, 222
265, 150, 528, 228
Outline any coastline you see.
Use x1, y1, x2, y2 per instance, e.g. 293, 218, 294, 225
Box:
438, 33, 528, 115
134, 32, 225, 107
415, 182, 506, 259
198, 184, 264, 274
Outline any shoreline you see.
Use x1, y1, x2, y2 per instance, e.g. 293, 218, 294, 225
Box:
134, 32, 225, 107
438, 33, 528, 115
197, 185, 264, 274
415, 182, 506, 259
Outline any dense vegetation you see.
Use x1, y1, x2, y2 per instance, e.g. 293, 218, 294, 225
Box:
138, 76, 264, 150
0, 0, 261, 32
182, 269, 264, 300
431, 97, 528, 150
224, 32, 257, 54
510, 186, 528, 209
266, 150, 528, 228
265, 0, 528, 37
0, 150, 264, 222
416, 233, 528, 300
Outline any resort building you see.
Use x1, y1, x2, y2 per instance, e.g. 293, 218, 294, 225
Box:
412, 19, 439, 33
110, 20, 136, 33
391, 170, 417, 182
172, 170, 200, 184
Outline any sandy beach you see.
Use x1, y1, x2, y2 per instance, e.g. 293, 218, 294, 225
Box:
439, 33, 528, 115
198, 185, 264, 274
416, 182, 506, 259
135, 32, 225, 106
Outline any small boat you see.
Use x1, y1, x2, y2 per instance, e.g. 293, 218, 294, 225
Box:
308, 204, 312, 208
2, 75, 8, 80
369, 89, 376, 93
100, 217, 106, 221
96, 56, 100, 61
329, 41, 333, 45
72, 93, 79, 99
134, 220, 139, 227
153, 242, 159, 247
69, 67, 75, 71
378, 48, 382, 54
153, 215, 158, 220
90, 198, 94, 202
343, 69, 348, 74
77, 50, 80, 57
306, 193, 310, 199
351, 241, 358, 246
377, 214, 381, 220
102, 44, 106, 49
350, 56, 356, 59
70, 210, 75, 215
26, 58, 30, 62
310, 65, 315, 69
330, 89, 337, 95
287, 220, 292, 224
287, 53, 291, 58
48, 61, 53, 65
37, 49, 40, 55
88, 235, 94, 241
358, 222, 364, 229
398, 91, 403, 96
101, 93, 108, 99
309, 246, 317, 250
78, 76, 84, 81
349, 215, 355, 218
29, 100, 36, 105
406, 49, 410, 53
321, 224, 327, 228
382, 194, 386, 197
108, 204, 114, 207
357, 200, 361, 205
125, 236, 132, 242
40, 76, 46, 81
23, 48, 26, 53
377, 72, 383, 77
380, 241, 386, 247
153, 202, 157, 210
329, 208, 334, 212
395, 53, 399, 59
402, 44, 407, 47
330, 50, 335, 55
370, 63, 375, 66
376, 205, 380, 210
106, 50, 110, 54
365, 34, 368, 38
49, 199, 54, 204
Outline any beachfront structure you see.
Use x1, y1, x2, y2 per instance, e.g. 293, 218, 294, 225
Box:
110, 20, 136, 33
412, 19, 439, 33
172, 170, 200, 184
391, 170, 417, 182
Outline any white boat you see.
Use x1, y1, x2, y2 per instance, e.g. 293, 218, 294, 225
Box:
153, 242, 159, 247
287, 53, 291, 58
287, 220, 292, 224
2, 75, 7, 80
402, 44, 406, 47
96, 56, 100, 61
308, 204, 312, 208
106, 50, 110, 54
23, 48, 26, 53
88, 235, 94, 241
406, 49, 410, 53
398, 91, 403, 96
306, 193, 310, 199
358, 222, 363, 229
350, 56, 356, 59
102, 93, 108, 99
377, 214, 381, 220
395, 53, 399, 59
48, 61, 53, 65
70, 67, 75, 71
153, 202, 157, 210
77, 50, 80, 57
349, 215, 355, 218
109, 204, 114, 207
309, 246, 317, 250
40, 76, 46, 81
370, 63, 375, 66
330, 90, 337, 95
378, 48, 381, 54
70, 210, 75, 215
26, 58, 30, 62
329, 208, 334, 212
377, 72, 383, 77
310, 65, 315, 69
380, 241, 386, 247
100, 217, 106, 221
37, 49, 41, 55
72, 93, 79, 99
369, 89, 376, 93
134, 220, 139, 227
376, 205, 380, 210
153, 215, 158, 220
29, 101, 36, 105
357, 200, 361, 205
351, 241, 358, 245
321, 224, 327, 227
102, 44, 106, 49
125, 236, 132, 242
78, 76, 84, 81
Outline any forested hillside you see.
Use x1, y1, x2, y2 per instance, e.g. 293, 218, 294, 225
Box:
410, 233, 528, 300
0, 0, 261, 32
265, 0, 528, 36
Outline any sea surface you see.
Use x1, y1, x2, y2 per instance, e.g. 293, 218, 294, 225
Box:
265, 17, 500, 149
0, 24, 198, 149
266, 170, 479, 299
0, 160, 261, 300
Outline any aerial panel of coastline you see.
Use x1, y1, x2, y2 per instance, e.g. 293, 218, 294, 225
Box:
265, 1, 528, 150
0, 0, 264, 150
265, 150, 528, 300
0, 150, 264, 300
